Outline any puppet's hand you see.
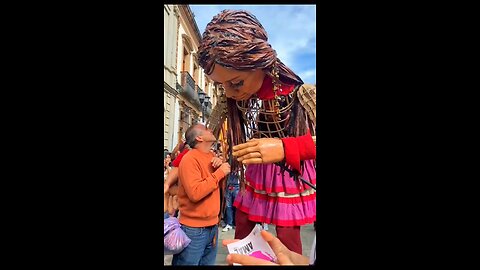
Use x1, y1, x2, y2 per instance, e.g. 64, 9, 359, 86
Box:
232, 138, 284, 164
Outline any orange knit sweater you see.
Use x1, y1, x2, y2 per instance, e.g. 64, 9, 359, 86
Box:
177, 148, 226, 227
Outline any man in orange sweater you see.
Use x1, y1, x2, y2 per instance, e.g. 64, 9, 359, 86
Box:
172, 124, 231, 265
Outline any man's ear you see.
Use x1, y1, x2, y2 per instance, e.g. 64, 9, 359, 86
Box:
196, 135, 204, 142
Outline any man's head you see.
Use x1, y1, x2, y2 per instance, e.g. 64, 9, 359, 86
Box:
185, 124, 217, 150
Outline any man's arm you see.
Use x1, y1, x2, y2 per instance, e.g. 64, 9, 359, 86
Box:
164, 167, 178, 194
178, 157, 226, 203
165, 149, 190, 194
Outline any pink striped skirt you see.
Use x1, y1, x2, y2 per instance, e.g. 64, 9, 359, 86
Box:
233, 160, 316, 227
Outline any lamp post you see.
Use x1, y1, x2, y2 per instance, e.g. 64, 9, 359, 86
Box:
198, 92, 210, 123
204, 95, 210, 109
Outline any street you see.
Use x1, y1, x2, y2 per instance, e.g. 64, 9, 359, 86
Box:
164, 223, 316, 265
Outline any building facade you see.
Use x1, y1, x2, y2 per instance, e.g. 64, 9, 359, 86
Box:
163, 4, 218, 152
164, 4, 180, 151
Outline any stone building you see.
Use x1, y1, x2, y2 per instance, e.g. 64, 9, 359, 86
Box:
163, 4, 219, 152
163, 4, 180, 151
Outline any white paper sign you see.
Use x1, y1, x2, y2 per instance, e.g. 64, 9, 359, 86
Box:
226, 224, 277, 265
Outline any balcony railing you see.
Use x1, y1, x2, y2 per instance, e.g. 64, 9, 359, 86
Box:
180, 71, 201, 107
176, 82, 183, 93
195, 85, 203, 94
182, 71, 195, 90
195, 85, 207, 113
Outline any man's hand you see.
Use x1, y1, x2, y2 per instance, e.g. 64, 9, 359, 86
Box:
167, 195, 174, 215
222, 230, 309, 265
232, 138, 284, 164
164, 182, 169, 194
217, 162, 231, 176
164, 193, 168, 212
168, 184, 178, 196
225, 253, 295, 265
211, 157, 223, 168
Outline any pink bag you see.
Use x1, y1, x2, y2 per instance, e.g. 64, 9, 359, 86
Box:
164, 217, 191, 255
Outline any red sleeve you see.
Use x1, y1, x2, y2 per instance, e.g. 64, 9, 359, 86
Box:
171, 149, 189, 167
281, 133, 316, 173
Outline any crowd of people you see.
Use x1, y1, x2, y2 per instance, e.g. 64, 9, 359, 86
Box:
163, 9, 316, 266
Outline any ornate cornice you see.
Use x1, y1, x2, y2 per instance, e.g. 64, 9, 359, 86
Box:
178, 5, 202, 43
173, 5, 179, 17
164, 81, 178, 96
164, 64, 177, 75
177, 96, 201, 115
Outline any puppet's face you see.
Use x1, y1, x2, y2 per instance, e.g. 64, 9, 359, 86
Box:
208, 64, 265, 101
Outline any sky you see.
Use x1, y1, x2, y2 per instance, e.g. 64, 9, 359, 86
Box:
190, 5, 316, 85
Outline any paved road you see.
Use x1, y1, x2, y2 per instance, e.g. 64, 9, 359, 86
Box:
164, 223, 316, 265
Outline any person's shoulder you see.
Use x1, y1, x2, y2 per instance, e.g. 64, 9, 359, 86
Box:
180, 149, 200, 162
177, 149, 190, 159
178, 150, 203, 171
171, 149, 188, 167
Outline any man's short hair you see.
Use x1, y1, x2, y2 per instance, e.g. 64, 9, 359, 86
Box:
185, 124, 203, 148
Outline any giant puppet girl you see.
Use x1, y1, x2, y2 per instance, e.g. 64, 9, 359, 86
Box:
199, 9, 316, 254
